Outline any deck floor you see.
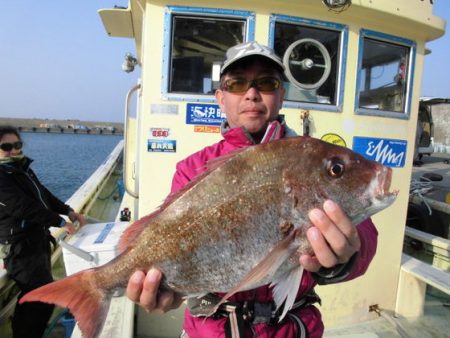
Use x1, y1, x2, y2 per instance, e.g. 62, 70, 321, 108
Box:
325, 288, 450, 338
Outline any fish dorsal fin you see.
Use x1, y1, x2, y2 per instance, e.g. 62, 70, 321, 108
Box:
204, 147, 248, 172
210, 230, 297, 316
117, 161, 219, 253
160, 148, 248, 207
118, 148, 248, 252
270, 266, 304, 321
118, 211, 161, 252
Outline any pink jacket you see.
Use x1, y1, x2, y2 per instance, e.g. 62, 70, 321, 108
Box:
170, 122, 378, 338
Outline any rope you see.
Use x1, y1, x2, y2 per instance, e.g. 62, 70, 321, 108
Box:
409, 177, 433, 215
370, 305, 411, 338
377, 310, 411, 338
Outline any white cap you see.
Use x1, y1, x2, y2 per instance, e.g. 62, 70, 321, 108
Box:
221, 41, 285, 76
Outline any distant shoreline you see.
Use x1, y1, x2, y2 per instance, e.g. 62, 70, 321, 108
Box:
0, 117, 124, 135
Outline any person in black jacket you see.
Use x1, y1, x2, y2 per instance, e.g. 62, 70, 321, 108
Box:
0, 125, 86, 338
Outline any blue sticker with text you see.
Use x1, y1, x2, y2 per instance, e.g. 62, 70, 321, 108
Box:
186, 103, 225, 125
352, 137, 407, 168
94, 223, 114, 244
147, 140, 176, 153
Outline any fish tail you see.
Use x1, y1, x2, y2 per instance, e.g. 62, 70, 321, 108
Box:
19, 269, 110, 338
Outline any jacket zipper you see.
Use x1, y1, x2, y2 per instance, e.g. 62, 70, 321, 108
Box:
24, 170, 49, 210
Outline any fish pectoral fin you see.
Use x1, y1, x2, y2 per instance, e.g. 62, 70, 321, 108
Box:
208, 231, 297, 317
270, 266, 304, 321
184, 292, 209, 300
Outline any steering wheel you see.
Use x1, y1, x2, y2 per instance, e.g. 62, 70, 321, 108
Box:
283, 38, 332, 90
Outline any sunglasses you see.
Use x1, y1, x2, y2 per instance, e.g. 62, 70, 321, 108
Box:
0, 141, 23, 152
222, 77, 281, 93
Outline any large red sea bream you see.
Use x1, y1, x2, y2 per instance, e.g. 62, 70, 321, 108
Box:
21, 136, 397, 338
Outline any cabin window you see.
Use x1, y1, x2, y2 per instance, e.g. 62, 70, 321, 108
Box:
356, 30, 415, 118
163, 7, 254, 100
270, 15, 347, 111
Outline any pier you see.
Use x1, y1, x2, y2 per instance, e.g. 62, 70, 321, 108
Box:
17, 126, 121, 135
0, 117, 124, 135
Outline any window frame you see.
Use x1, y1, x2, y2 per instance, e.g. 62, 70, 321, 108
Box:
162, 6, 255, 102
355, 29, 416, 120
269, 14, 348, 112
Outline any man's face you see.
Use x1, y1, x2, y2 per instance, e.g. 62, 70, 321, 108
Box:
215, 61, 285, 135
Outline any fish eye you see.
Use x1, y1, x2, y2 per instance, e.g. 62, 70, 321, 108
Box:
327, 159, 345, 178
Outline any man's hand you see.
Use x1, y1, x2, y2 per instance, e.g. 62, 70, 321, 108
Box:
126, 268, 183, 313
300, 200, 360, 272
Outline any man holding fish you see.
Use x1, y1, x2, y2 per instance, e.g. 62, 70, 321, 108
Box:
22, 41, 395, 338
126, 41, 378, 338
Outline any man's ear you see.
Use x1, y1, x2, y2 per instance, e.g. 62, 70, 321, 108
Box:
279, 86, 286, 109
215, 89, 225, 111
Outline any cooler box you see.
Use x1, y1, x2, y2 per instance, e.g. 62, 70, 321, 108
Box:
62, 221, 129, 275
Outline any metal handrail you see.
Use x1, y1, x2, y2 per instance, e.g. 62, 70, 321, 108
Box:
123, 83, 141, 198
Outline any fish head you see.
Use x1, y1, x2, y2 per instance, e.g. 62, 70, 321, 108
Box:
284, 137, 398, 224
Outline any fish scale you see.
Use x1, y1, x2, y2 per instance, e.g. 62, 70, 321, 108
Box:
160, 185, 291, 292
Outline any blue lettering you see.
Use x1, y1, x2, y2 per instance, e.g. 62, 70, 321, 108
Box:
365, 140, 404, 166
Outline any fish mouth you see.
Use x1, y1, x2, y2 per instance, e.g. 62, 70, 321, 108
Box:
352, 168, 398, 225
370, 166, 398, 212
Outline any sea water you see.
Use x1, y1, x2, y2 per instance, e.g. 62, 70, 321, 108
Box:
21, 132, 122, 202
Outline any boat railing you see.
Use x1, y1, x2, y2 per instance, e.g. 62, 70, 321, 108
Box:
49, 140, 124, 257
395, 253, 450, 318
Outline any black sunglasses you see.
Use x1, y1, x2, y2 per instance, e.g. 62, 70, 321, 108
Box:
222, 77, 281, 93
0, 141, 23, 152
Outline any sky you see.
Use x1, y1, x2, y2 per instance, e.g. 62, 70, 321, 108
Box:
0, 1, 449, 123
0, 1, 138, 123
